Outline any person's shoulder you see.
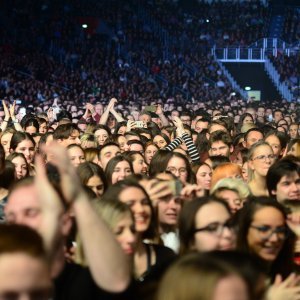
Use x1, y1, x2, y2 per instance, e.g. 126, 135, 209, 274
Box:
151, 243, 176, 259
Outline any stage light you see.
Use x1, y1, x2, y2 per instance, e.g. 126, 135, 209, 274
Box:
245, 86, 251, 91
82, 24, 88, 29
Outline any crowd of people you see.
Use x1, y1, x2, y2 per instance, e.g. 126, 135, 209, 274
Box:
0, 95, 298, 299
270, 53, 300, 98
0, 1, 300, 299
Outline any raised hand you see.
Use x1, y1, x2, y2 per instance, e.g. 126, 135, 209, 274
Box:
267, 273, 300, 300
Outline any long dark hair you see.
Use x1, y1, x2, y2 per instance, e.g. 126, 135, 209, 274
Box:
102, 180, 158, 240
179, 196, 231, 255
149, 150, 195, 183
236, 197, 296, 280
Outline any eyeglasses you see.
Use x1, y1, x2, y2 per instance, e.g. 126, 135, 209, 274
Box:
194, 219, 235, 237
250, 225, 288, 241
166, 167, 187, 175
252, 154, 277, 162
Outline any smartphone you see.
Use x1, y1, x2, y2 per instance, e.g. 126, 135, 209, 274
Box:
16, 99, 22, 104
168, 179, 183, 197
144, 105, 157, 112
135, 121, 145, 128
19, 107, 26, 118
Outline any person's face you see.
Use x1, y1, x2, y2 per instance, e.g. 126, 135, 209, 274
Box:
242, 162, 249, 182
213, 275, 248, 300
245, 108, 256, 121
0, 253, 52, 300
195, 121, 209, 133
271, 172, 300, 202
243, 116, 253, 124
39, 122, 48, 134
100, 145, 121, 169
216, 189, 244, 214
144, 145, 158, 164
244, 131, 264, 149
265, 135, 282, 157
67, 146, 85, 168
289, 124, 299, 139
86, 175, 104, 197
180, 116, 191, 126
139, 114, 151, 123
193, 202, 235, 252
274, 111, 283, 123
61, 130, 80, 147
14, 139, 35, 164
111, 161, 132, 184
247, 207, 286, 262
249, 145, 275, 177
166, 157, 188, 183
95, 104, 104, 115
132, 154, 147, 174
78, 123, 87, 133
288, 143, 299, 157
95, 129, 109, 146
1, 132, 13, 157
257, 107, 265, 118
114, 213, 136, 256
118, 136, 129, 153
196, 164, 212, 190
158, 195, 182, 226
171, 111, 179, 118
25, 126, 37, 135
129, 143, 143, 153
153, 135, 167, 149
5, 185, 42, 229
117, 126, 126, 135
209, 124, 228, 134
11, 156, 28, 179
209, 141, 231, 157
119, 187, 151, 233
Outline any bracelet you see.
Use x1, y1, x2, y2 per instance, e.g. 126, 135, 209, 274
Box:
13, 120, 18, 124
2, 120, 8, 123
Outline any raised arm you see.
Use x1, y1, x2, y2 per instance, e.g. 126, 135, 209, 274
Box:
99, 98, 117, 125
42, 143, 130, 292
0, 100, 10, 131
156, 104, 169, 126
9, 101, 23, 132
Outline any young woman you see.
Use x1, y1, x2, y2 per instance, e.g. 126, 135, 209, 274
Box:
67, 144, 86, 168
0, 128, 15, 157
157, 253, 250, 300
105, 155, 133, 185
149, 150, 195, 184
179, 196, 236, 255
210, 178, 250, 214
77, 162, 107, 198
144, 142, 158, 165
123, 151, 147, 175
10, 132, 36, 174
101, 180, 176, 283
192, 163, 212, 194
93, 125, 111, 146
247, 141, 276, 196
237, 197, 297, 282
6, 152, 29, 180
76, 200, 136, 265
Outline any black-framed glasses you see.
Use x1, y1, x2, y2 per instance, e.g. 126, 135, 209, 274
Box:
252, 154, 277, 162
193, 219, 235, 236
250, 224, 288, 240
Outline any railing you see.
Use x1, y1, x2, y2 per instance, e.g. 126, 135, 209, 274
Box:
214, 58, 248, 100
264, 57, 293, 101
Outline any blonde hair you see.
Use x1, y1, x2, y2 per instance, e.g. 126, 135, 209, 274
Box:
157, 253, 244, 300
247, 141, 273, 181
75, 201, 133, 266
210, 177, 250, 199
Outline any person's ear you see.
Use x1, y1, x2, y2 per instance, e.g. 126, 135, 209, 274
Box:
230, 145, 234, 154
271, 189, 277, 196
